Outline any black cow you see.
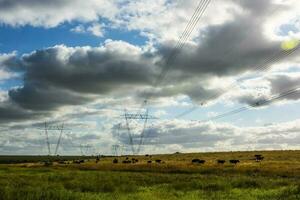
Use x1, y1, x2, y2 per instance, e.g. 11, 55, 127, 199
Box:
122, 160, 131, 164
192, 159, 205, 164
255, 155, 264, 162
147, 160, 152, 164
229, 160, 240, 164
73, 160, 82, 164
113, 158, 118, 164
155, 159, 162, 163
58, 160, 66, 164
217, 160, 226, 164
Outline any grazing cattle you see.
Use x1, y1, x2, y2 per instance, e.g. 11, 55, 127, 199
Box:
96, 156, 100, 163
44, 161, 53, 166
58, 160, 66, 164
192, 159, 205, 164
131, 158, 138, 163
147, 160, 152, 164
113, 158, 118, 164
255, 155, 264, 162
145, 154, 149, 157
122, 160, 131, 164
155, 159, 162, 163
217, 160, 226, 164
229, 159, 240, 164
73, 160, 81, 164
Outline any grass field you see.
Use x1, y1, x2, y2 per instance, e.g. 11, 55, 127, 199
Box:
0, 150, 299, 200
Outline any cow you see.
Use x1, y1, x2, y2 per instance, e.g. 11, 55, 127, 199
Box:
58, 160, 66, 164
44, 161, 53, 166
147, 160, 152, 164
192, 159, 205, 164
113, 158, 118, 164
254, 155, 264, 162
217, 159, 226, 164
122, 160, 131, 164
229, 159, 240, 164
73, 160, 82, 164
155, 159, 162, 163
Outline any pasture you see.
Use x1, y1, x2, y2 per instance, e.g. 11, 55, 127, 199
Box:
0, 150, 299, 200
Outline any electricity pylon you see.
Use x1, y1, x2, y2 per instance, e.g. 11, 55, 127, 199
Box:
122, 109, 157, 155
38, 122, 70, 156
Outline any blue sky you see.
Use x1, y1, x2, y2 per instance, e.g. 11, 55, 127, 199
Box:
0, 0, 299, 155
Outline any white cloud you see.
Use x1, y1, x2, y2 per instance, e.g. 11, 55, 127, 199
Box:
71, 23, 105, 37
0, 0, 118, 28
70, 25, 85, 34
87, 23, 105, 37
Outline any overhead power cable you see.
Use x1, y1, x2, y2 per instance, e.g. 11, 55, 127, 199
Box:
174, 45, 300, 118
197, 86, 300, 122
142, 0, 211, 106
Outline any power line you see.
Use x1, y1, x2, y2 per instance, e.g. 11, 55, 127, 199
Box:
142, 0, 211, 106
197, 86, 300, 122
174, 45, 300, 118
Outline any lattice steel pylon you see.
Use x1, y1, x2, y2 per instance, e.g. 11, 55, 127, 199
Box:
80, 144, 93, 156
122, 109, 157, 155
111, 123, 124, 156
39, 122, 70, 156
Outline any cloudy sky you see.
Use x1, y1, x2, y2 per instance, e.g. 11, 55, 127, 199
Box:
0, 0, 300, 155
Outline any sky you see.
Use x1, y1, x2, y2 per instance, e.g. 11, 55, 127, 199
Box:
0, 0, 300, 155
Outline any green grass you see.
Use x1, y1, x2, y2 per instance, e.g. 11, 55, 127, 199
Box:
0, 150, 299, 200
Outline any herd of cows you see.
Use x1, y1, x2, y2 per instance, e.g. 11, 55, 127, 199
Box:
44, 154, 265, 166
108, 154, 265, 165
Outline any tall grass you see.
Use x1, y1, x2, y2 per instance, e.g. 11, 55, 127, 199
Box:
0, 150, 299, 200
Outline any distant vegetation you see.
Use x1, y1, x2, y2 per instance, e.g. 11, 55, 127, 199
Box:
0, 155, 95, 164
0, 150, 299, 200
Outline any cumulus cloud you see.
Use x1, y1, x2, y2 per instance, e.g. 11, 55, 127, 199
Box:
0, 0, 117, 27
7, 41, 158, 111
71, 23, 105, 37
229, 73, 300, 107
0, 102, 45, 123
0, 0, 300, 155
113, 119, 300, 154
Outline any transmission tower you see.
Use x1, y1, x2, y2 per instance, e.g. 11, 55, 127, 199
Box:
38, 122, 70, 156
80, 144, 93, 156
122, 109, 157, 155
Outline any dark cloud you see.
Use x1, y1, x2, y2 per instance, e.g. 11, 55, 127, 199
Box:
269, 74, 300, 96
9, 82, 91, 110
0, 102, 45, 123
137, 0, 298, 103
23, 46, 155, 94
161, 15, 281, 79
7, 43, 157, 110
0, 0, 299, 125
235, 74, 300, 106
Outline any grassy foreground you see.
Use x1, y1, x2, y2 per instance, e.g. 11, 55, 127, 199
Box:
0, 150, 299, 200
